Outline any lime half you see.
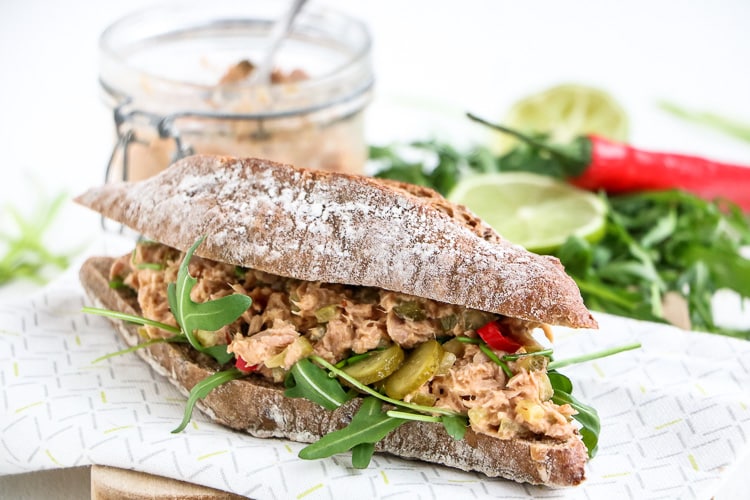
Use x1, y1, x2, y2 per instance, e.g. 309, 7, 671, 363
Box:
494, 83, 629, 153
448, 173, 607, 254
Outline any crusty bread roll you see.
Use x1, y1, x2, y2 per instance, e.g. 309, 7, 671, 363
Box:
76, 155, 594, 487
80, 257, 588, 487
75, 155, 596, 330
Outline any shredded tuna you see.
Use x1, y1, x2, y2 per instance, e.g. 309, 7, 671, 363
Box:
314, 317, 354, 361
429, 345, 575, 441
385, 311, 437, 348
227, 319, 299, 366
111, 241, 577, 444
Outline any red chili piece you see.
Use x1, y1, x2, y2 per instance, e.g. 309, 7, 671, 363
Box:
235, 356, 257, 373
476, 321, 522, 353
572, 136, 750, 211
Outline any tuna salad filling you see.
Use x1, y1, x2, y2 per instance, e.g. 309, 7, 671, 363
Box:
111, 241, 578, 442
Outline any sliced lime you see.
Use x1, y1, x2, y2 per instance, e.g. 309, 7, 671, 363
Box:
493, 83, 629, 153
447, 172, 607, 254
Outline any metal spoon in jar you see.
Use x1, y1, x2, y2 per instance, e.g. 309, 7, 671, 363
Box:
245, 0, 308, 87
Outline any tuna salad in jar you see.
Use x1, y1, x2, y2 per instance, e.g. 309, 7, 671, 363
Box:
99, 0, 374, 181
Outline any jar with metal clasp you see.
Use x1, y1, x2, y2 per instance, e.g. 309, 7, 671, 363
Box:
98, 0, 374, 183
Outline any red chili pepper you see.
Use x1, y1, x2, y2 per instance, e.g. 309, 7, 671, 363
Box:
570, 135, 750, 210
467, 113, 750, 211
476, 321, 522, 353
235, 356, 258, 373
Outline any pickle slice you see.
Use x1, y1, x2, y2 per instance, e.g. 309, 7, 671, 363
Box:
343, 344, 405, 385
383, 339, 443, 400
410, 391, 437, 407
265, 337, 313, 368
393, 301, 427, 321
314, 304, 340, 323
462, 310, 495, 330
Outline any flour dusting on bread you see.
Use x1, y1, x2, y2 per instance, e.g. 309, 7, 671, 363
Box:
75, 155, 596, 329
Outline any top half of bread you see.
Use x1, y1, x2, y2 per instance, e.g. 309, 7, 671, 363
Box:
75, 155, 597, 329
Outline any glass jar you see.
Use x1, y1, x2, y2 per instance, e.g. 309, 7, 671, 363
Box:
99, 0, 374, 182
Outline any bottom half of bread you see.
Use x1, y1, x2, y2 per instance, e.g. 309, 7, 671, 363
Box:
79, 256, 588, 487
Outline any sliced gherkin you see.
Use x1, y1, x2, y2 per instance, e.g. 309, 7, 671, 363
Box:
314, 304, 340, 323
342, 344, 405, 385
393, 301, 427, 321
383, 339, 443, 400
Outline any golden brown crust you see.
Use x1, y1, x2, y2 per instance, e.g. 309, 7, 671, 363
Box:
80, 256, 588, 487
75, 155, 596, 329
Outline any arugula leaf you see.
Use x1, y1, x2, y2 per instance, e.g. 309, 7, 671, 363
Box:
284, 358, 350, 410
351, 443, 376, 468
380, 410, 466, 441
82, 306, 182, 335
682, 246, 750, 297
440, 414, 468, 441
548, 371, 600, 457
298, 397, 405, 466
172, 368, 246, 433
167, 237, 252, 364
91, 335, 189, 364
548, 342, 641, 370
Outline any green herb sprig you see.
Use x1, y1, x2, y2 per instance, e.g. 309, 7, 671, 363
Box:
1, 192, 72, 286
558, 192, 750, 338
658, 101, 750, 144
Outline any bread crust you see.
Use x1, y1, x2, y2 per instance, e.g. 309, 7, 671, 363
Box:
75, 155, 596, 329
80, 256, 588, 487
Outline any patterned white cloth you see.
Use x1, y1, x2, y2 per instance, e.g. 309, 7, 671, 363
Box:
1, 240, 749, 499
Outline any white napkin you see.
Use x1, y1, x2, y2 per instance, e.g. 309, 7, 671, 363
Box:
1, 242, 749, 499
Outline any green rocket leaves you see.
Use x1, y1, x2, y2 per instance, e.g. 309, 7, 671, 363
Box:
167, 237, 252, 365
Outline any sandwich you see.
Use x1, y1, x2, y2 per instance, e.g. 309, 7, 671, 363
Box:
76, 154, 599, 487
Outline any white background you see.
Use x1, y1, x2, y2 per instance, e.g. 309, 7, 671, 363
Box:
2, 0, 750, 253
1, 0, 749, 497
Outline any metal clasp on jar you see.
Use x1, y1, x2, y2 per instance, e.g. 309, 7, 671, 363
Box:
105, 99, 195, 185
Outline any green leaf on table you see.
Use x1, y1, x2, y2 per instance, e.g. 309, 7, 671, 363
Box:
167, 237, 252, 365
285, 358, 350, 410
298, 397, 406, 466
